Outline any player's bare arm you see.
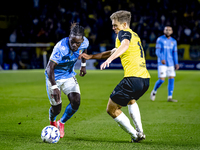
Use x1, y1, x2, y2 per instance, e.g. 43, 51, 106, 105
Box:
100, 39, 129, 70
46, 61, 61, 103
106, 39, 129, 62
79, 49, 87, 77
78, 48, 116, 60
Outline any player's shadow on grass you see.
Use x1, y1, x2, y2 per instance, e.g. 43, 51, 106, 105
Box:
68, 136, 130, 144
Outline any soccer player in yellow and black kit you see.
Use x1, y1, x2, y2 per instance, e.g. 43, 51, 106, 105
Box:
79, 10, 150, 142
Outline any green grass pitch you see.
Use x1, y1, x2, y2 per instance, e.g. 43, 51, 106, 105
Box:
0, 69, 200, 150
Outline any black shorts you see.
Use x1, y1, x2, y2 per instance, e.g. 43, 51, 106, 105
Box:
110, 77, 150, 106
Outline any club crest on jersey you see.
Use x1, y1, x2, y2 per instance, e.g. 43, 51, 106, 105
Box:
79, 49, 83, 55
54, 52, 61, 58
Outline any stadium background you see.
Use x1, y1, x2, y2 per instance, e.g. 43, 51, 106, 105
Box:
0, 0, 200, 70
0, 1, 200, 149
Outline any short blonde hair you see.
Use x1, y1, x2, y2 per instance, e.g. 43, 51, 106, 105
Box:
110, 10, 131, 26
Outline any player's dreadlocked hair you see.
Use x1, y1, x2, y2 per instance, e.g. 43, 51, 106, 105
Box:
70, 23, 85, 37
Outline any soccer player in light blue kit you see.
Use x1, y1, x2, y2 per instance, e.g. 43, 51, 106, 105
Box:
150, 26, 179, 102
45, 23, 89, 138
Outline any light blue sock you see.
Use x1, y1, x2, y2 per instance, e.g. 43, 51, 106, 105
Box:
49, 107, 57, 122
168, 78, 174, 97
153, 79, 165, 92
60, 103, 77, 124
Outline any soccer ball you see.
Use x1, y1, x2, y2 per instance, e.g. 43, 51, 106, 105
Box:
41, 125, 60, 143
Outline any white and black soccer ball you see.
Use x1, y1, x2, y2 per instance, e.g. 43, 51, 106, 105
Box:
41, 125, 60, 143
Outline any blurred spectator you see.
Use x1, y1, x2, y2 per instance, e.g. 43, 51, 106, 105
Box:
33, 0, 40, 9
37, 27, 47, 42
5, 0, 200, 46
192, 33, 200, 45
141, 30, 150, 43
9, 29, 17, 43
183, 26, 192, 43
8, 48, 18, 70
149, 31, 157, 43
18, 48, 32, 69
55, 22, 66, 41
17, 25, 26, 42
1, 0, 200, 69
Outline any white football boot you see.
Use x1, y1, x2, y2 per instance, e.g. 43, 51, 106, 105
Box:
131, 132, 146, 142
150, 90, 156, 101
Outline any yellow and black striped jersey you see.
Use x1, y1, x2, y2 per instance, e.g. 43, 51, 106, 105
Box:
115, 28, 150, 78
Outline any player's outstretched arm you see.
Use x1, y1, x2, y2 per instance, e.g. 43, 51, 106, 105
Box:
100, 39, 129, 70
78, 48, 116, 60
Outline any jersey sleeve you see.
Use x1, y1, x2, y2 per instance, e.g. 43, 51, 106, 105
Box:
172, 40, 178, 65
83, 37, 89, 49
118, 30, 132, 42
79, 37, 89, 54
49, 42, 62, 64
155, 37, 165, 60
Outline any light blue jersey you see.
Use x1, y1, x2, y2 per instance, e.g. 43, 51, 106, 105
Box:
156, 35, 178, 66
45, 37, 89, 80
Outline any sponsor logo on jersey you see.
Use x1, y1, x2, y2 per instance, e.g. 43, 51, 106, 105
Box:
122, 33, 131, 37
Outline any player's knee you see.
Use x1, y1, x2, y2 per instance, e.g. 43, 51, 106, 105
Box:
106, 107, 113, 116
106, 106, 117, 118
159, 78, 165, 81
106, 98, 121, 118
69, 93, 80, 110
